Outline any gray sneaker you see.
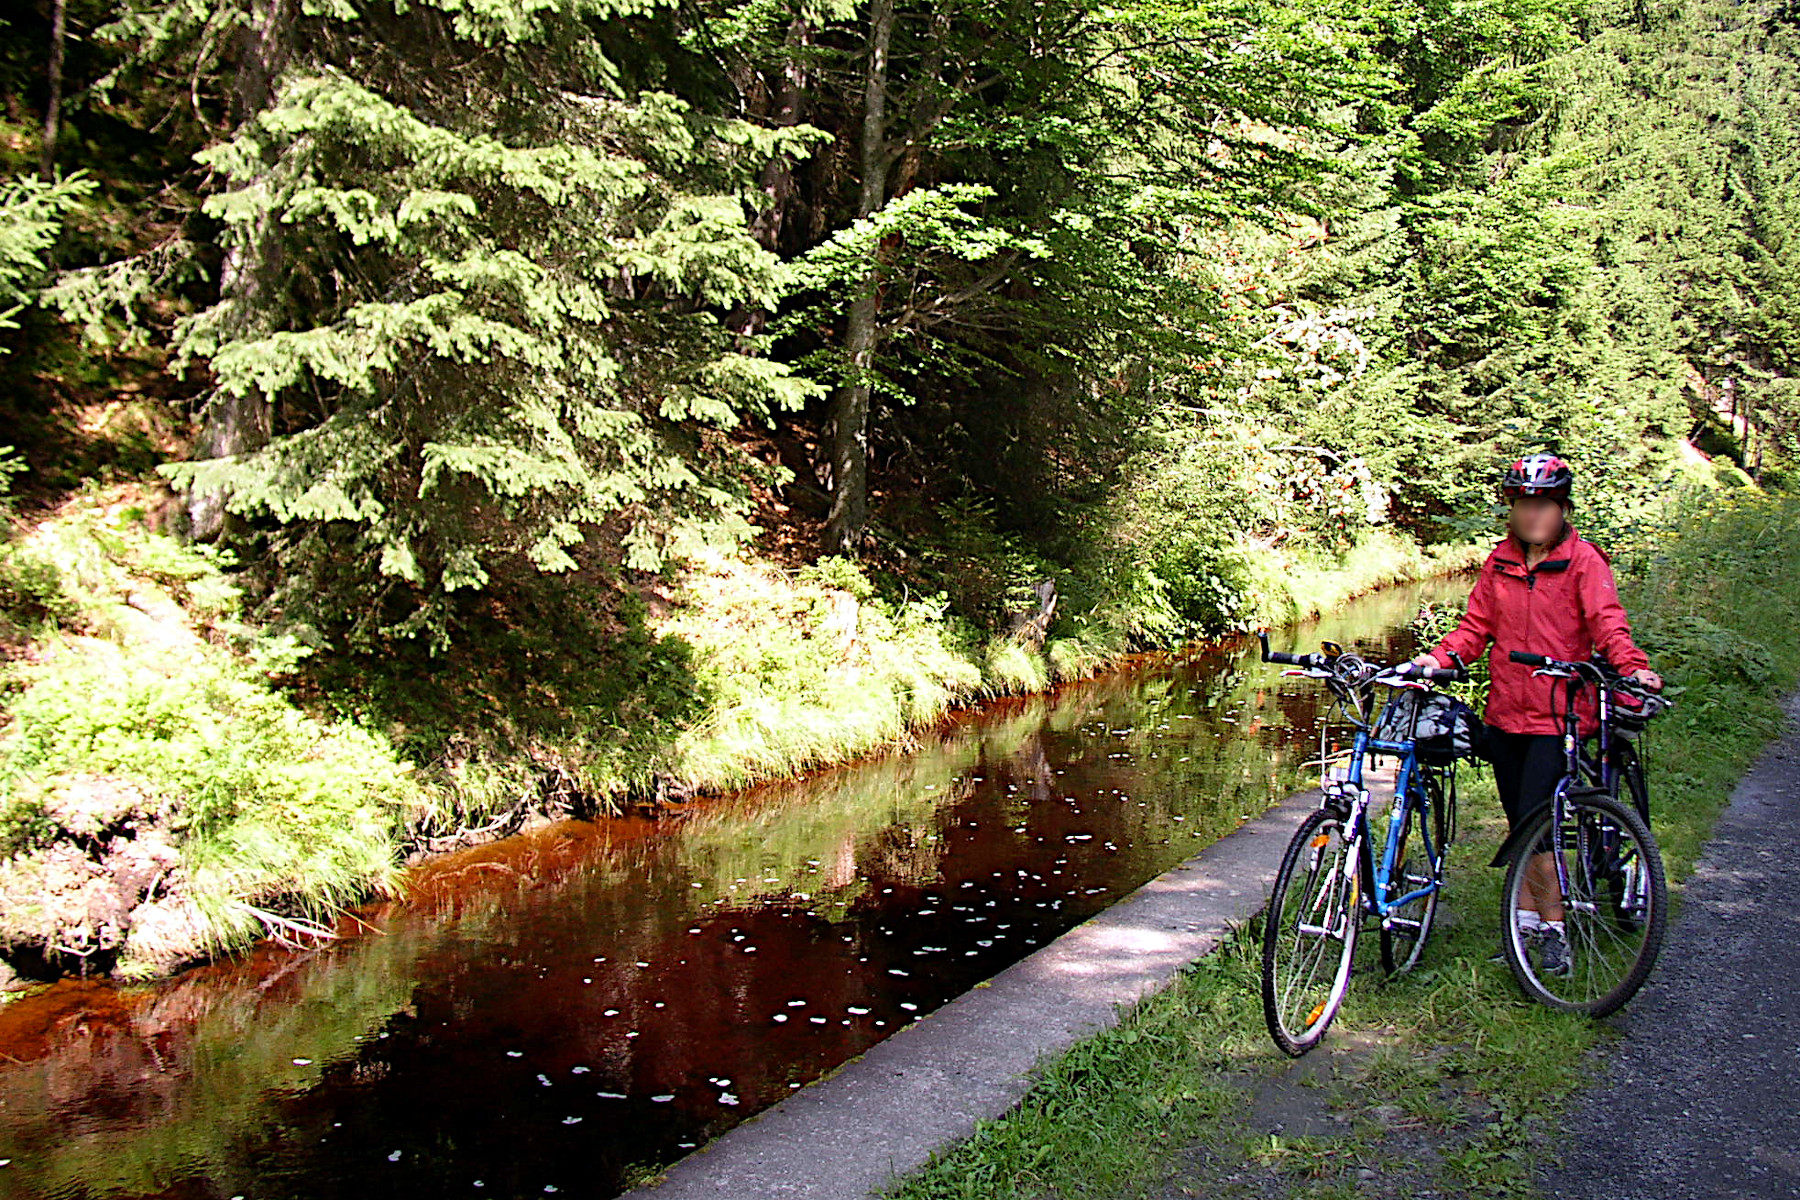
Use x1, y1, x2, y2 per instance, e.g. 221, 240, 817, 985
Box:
1490, 924, 1540, 962
1537, 925, 1572, 976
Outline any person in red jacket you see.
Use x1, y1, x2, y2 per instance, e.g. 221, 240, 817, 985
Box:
1407, 454, 1662, 974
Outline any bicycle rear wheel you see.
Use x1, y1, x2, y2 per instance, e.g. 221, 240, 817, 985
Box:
1263, 808, 1361, 1056
1380, 782, 1442, 976
1501, 788, 1666, 1016
1429, 766, 1459, 849
1613, 741, 1650, 824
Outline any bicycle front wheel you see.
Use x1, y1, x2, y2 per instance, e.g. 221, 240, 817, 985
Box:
1263, 807, 1361, 1056
1501, 788, 1667, 1016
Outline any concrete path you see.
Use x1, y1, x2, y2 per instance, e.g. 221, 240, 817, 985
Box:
627, 786, 1325, 1200
1539, 695, 1800, 1200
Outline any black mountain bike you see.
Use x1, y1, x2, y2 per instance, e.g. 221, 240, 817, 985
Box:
1493, 651, 1671, 1016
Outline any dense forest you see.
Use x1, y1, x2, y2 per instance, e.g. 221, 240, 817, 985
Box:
1, 0, 1796, 976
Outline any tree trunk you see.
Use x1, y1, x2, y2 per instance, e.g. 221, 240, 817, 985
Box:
749, 15, 812, 258
187, 0, 292, 540
823, 0, 894, 556
41, 0, 65, 177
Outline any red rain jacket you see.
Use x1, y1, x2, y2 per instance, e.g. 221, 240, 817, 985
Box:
1423, 523, 1649, 737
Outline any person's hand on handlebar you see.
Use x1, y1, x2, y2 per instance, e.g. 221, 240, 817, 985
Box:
1405, 653, 1440, 673
1630, 667, 1663, 692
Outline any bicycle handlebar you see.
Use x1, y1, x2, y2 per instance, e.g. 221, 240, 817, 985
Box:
1258, 630, 1324, 668
1510, 650, 1666, 695
1259, 631, 1468, 683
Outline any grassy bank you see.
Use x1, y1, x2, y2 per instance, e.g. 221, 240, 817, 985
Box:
886, 487, 1800, 1200
0, 472, 1479, 983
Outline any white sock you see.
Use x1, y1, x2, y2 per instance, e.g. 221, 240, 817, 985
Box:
1542, 919, 1565, 935
1516, 909, 1544, 932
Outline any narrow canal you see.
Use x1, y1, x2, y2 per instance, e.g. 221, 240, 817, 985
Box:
0, 576, 1468, 1200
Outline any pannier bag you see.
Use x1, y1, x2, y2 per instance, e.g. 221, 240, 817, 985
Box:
1372, 688, 1480, 764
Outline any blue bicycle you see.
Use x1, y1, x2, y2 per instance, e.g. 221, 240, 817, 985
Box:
1257, 633, 1474, 1056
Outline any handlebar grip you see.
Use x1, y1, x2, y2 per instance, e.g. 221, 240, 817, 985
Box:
1257, 631, 1312, 667
1509, 651, 1548, 666
1421, 665, 1470, 683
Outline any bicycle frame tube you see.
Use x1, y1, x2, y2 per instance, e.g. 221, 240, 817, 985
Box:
1548, 668, 1604, 901
1340, 726, 1441, 918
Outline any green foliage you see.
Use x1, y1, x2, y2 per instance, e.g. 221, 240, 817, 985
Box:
0, 172, 95, 349
3, 641, 415, 931
112, 0, 830, 647
0, 502, 422, 965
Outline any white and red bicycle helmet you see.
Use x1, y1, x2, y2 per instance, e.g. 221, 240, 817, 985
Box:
1501, 453, 1574, 504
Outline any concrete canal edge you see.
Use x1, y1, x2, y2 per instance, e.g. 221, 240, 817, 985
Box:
626, 784, 1326, 1200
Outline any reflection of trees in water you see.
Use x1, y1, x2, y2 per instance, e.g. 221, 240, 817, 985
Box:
856, 773, 973, 886
0, 928, 425, 1200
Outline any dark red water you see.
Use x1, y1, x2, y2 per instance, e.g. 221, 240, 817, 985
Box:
0, 577, 1466, 1200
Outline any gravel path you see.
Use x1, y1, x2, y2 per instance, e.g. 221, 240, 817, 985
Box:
1539, 695, 1800, 1200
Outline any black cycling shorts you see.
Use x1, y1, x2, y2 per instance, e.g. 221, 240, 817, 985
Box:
1482, 726, 1564, 831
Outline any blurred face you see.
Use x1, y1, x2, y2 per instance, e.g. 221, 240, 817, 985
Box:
1509, 495, 1566, 546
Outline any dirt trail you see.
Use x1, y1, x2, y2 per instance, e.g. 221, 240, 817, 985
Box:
1536, 695, 1800, 1199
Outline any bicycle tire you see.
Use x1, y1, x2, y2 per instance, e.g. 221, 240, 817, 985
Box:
1381, 779, 1441, 976
1427, 766, 1458, 851
1263, 807, 1361, 1056
1500, 788, 1666, 1016
1613, 742, 1650, 825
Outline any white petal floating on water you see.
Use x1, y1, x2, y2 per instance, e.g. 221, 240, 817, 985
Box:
809, 1016, 827, 1024
506, 1051, 524, 1058
773, 1014, 789, 1023
603, 1009, 620, 1017
650, 1094, 674, 1103
562, 1117, 582, 1125
787, 999, 806, 1007
900, 1002, 918, 1011
597, 1091, 627, 1099
847, 1006, 870, 1015
538, 1075, 552, 1086
719, 1093, 739, 1105
888, 969, 908, 977
688, 927, 702, 934
388, 1151, 402, 1162
571, 1066, 590, 1074
292, 1058, 313, 1066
